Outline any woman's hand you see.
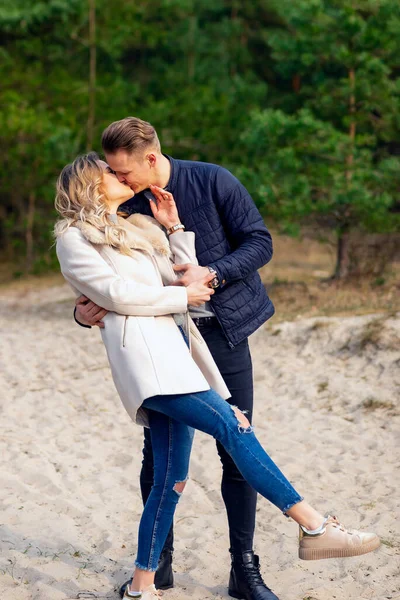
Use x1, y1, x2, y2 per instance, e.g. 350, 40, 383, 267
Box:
149, 185, 181, 230
186, 273, 216, 306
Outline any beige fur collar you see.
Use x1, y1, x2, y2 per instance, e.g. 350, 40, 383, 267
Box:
74, 214, 171, 256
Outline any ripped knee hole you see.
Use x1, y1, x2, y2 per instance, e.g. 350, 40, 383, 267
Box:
173, 479, 187, 495
231, 405, 253, 432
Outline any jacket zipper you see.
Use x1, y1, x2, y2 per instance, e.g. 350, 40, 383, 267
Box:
122, 316, 128, 347
210, 301, 235, 348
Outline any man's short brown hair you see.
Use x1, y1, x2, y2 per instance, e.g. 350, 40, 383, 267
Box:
101, 117, 161, 155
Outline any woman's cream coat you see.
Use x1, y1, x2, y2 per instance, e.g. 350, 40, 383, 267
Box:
56, 214, 230, 427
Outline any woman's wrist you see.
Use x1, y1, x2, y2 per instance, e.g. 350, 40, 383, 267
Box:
163, 219, 181, 229
166, 223, 185, 236
165, 221, 181, 229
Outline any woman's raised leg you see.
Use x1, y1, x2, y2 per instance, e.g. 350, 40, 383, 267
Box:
143, 390, 302, 513
142, 389, 380, 560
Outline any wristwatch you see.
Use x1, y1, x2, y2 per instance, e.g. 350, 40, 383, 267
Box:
207, 266, 220, 289
166, 223, 185, 236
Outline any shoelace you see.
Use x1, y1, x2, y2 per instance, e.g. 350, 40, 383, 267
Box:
244, 562, 272, 591
329, 516, 353, 535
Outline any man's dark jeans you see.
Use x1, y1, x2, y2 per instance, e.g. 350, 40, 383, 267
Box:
140, 318, 257, 554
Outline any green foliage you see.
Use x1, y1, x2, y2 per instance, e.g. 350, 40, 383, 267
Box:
238, 108, 400, 232
237, 0, 400, 242
0, 0, 399, 274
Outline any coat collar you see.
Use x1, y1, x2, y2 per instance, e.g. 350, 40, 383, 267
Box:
74, 214, 171, 257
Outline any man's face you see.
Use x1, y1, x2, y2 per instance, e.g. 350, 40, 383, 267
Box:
104, 150, 153, 194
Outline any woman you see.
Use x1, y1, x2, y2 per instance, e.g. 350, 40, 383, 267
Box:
55, 153, 379, 600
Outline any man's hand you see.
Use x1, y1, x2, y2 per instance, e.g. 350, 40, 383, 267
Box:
186, 274, 216, 306
75, 295, 108, 328
173, 264, 210, 286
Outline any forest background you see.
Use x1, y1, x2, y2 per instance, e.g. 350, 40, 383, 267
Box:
1, 5, 400, 600
1, 0, 399, 316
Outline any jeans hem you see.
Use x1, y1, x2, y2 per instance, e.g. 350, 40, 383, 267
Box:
282, 496, 304, 515
134, 559, 158, 572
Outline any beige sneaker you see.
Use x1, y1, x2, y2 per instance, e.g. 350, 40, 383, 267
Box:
299, 515, 380, 560
123, 583, 163, 599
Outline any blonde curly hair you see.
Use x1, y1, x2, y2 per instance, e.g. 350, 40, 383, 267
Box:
54, 152, 133, 255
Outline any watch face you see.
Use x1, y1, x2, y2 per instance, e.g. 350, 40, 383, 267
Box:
211, 277, 219, 289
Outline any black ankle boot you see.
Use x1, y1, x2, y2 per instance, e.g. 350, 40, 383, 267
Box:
118, 549, 174, 598
228, 551, 280, 600
154, 548, 174, 590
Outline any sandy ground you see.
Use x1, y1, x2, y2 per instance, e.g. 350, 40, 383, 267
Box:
0, 282, 399, 600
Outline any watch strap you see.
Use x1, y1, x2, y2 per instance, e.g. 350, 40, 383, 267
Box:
166, 223, 185, 235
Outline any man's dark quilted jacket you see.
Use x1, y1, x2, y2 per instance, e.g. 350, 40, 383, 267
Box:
121, 156, 275, 347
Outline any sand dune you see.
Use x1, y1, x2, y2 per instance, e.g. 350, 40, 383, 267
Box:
0, 282, 399, 600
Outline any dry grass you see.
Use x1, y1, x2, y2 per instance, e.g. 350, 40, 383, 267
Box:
0, 270, 65, 297
358, 318, 386, 350
317, 381, 329, 393
260, 230, 400, 322
362, 397, 396, 413
1, 230, 399, 321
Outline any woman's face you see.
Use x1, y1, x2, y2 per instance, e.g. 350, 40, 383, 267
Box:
99, 161, 133, 207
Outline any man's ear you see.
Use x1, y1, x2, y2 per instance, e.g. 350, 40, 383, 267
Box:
147, 152, 157, 168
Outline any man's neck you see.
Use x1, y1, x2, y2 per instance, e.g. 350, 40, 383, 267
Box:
153, 154, 171, 189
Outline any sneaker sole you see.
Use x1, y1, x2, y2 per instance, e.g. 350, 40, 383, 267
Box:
119, 583, 173, 598
299, 537, 380, 560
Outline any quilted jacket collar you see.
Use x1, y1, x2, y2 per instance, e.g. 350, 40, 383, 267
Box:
164, 154, 178, 193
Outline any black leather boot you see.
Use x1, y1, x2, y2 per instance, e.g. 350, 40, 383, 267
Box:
228, 551, 280, 600
118, 549, 174, 598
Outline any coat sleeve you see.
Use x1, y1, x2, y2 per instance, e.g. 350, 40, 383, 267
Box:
207, 167, 273, 286
168, 230, 198, 266
56, 228, 188, 317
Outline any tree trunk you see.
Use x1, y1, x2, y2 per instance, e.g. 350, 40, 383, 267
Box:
188, 15, 196, 82
292, 73, 301, 93
346, 68, 356, 182
334, 227, 351, 279
87, 0, 96, 151
334, 68, 356, 278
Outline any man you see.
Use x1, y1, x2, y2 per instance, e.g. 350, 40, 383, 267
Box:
75, 117, 277, 600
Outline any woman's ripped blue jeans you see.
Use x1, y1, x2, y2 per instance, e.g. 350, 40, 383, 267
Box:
135, 388, 303, 571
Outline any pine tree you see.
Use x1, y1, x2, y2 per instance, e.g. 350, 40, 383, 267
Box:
238, 0, 400, 277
